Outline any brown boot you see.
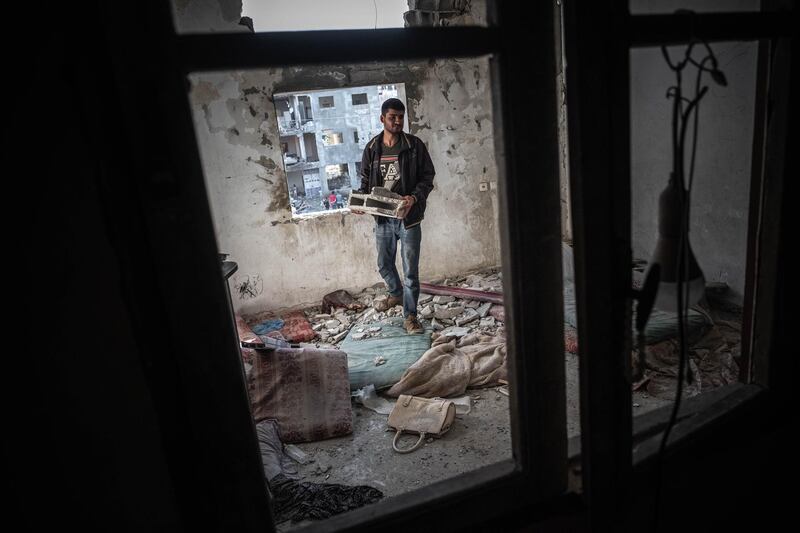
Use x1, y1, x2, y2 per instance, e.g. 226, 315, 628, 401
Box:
404, 314, 424, 334
374, 294, 402, 312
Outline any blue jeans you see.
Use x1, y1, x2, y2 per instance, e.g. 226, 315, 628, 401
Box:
375, 219, 422, 318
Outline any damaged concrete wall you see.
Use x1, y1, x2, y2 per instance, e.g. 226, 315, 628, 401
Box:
170, 0, 249, 34
630, 0, 759, 304
190, 59, 500, 314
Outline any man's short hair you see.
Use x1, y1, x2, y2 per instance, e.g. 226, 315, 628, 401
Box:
381, 98, 405, 115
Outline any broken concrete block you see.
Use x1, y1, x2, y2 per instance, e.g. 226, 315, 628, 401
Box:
441, 326, 471, 337
418, 293, 433, 304
433, 295, 455, 304
420, 305, 434, 318
480, 316, 496, 328
374, 356, 386, 366
312, 323, 325, 331
332, 330, 349, 343
325, 319, 341, 329
359, 308, 377, 322
314, 314, 332, 320
431, 318, 444, 331
477, 302, 492, 318
465, 300, 480, 308
434, 305, 464, 320
455, 308, 480, 326
352, 332, 367, 340
348, 187, 406, 218
368, 326, 382, 332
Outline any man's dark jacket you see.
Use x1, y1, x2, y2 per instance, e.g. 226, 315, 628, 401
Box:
358, 132, 435, 228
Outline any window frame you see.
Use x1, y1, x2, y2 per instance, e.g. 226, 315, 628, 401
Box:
100, 0, 793, 531
157, 1, 568, 530
563, 4, 793, 529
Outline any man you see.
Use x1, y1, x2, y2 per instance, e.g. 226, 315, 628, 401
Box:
352, 98, 435, 334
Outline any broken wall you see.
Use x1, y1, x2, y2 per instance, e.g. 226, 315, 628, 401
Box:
189, 59, 500, 315
630, 0, 759, 304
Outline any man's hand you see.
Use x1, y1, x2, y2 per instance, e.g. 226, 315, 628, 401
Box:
398, 195, 416, 219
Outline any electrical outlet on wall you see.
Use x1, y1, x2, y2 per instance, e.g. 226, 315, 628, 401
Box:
479, 182, 488, 192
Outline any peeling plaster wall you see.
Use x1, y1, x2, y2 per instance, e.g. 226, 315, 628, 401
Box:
189, 59, 500, 314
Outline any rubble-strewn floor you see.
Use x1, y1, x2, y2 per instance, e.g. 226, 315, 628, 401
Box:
250, 266, 743, 530
289, 388, 512, 496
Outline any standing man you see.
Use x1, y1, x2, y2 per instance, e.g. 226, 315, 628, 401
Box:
352, 98, 435, 334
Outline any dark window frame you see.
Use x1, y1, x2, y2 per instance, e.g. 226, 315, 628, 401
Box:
102, 0, 794, 530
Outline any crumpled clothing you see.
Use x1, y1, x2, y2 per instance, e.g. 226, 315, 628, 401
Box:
253, 318, 284, 335
634, 322, 739, 399
255, 419, 383, 524
270, 474, 383, 523
386, 328, 507, 398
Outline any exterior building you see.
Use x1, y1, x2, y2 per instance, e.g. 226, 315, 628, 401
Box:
275, 84, 406, 215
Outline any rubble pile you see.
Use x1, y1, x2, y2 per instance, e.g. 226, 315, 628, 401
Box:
303, 268, 504, 348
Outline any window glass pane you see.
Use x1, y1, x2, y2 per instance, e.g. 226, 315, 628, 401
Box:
628, 40, 756, 417
187, 54, 516, 528
170, 0, 489, 34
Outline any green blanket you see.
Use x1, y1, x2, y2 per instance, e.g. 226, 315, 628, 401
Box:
340, 316, 432, 391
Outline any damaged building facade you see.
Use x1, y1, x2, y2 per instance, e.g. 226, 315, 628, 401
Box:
275, 84, 406, 214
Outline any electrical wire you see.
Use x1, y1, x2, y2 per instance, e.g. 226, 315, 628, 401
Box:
651, 38, 717, 533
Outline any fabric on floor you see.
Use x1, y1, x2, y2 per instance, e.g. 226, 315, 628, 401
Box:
270, 474, 384, 524
340, 316, 432, 391
386, 328, 507, 398
253, 318, 284, 335
279, 311, 317, 343
635, 322, 740, 399
250, 346, 353, 443
255, 419, 383, 524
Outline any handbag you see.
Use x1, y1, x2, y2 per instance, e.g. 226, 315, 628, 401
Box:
387, 395, 456, 453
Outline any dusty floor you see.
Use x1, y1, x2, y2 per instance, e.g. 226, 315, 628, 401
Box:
289, 387, 513, 498
257, 268, 741, 530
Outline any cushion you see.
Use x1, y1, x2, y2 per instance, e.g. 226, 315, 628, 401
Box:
250, 346, 353, 443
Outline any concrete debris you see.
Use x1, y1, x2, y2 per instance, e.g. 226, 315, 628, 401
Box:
479, 316, 496, 328
284, 444, 309, 464
331, 330, 349, 343
455, 308, 480, 326
434, 305, 464, 320
440, 326, 471, 337
374, 356, 387, 366
290, 268, 504, 350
